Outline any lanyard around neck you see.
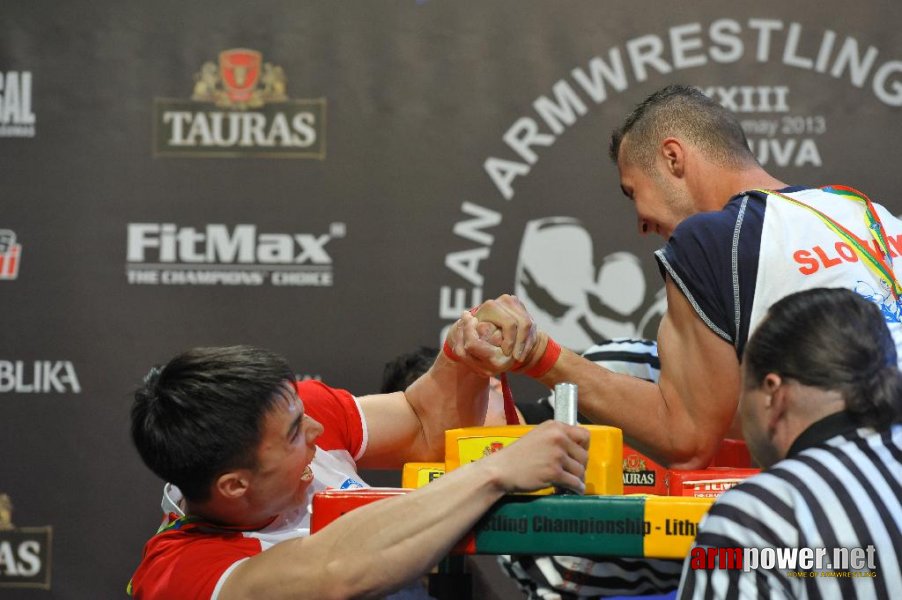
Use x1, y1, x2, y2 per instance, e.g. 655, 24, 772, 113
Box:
757, 185, 902, 301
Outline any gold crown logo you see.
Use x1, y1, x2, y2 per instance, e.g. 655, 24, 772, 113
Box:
0, 494, 13, 530
623, 454, 648, 472
191, 49, 288, 109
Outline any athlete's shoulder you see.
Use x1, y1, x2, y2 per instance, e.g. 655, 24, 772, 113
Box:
673, 191, 768, 239
294, 379, 357, 418
130, 519, 261, 599
295, 378, 351, 399
294, 379, 364, 456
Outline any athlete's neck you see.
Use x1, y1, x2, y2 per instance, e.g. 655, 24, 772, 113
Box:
711, 166, 788, 209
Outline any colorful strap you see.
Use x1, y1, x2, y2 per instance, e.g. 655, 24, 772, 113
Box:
499, 373, 519, 425
445, 336, 520, 424
757, 186, 902, 300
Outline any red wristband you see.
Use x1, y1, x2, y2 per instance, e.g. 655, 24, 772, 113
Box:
443, 340, 461, 362
522, 337, 561, 378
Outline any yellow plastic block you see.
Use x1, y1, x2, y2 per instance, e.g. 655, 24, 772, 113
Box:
643, 495, 715, 558
444, 425, 623, 495
401, 462, 446, 489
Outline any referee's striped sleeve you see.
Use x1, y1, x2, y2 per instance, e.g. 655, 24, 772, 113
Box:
679, 426, 902, 599
581, 337, 660, 382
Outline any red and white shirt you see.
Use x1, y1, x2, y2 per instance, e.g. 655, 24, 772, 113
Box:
129, 380, 370, 599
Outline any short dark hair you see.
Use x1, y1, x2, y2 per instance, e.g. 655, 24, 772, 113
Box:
130, 345, 296, 502
609, 84, 757, 171
380, 346, 437, 394
744, 288, 902, 429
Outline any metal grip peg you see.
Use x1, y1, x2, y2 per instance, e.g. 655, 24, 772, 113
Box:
553, 382, 578, 426
552, 382, 581, 495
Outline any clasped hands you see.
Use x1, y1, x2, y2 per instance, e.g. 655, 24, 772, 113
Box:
444, 294, 549, 378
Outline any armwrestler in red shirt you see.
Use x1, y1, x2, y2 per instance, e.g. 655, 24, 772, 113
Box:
129, 319, 587, 600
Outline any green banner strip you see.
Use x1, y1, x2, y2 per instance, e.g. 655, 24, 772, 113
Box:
472, 495, 647, 557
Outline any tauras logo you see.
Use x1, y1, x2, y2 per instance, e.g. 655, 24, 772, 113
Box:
623, 471, 656, 486
0, 361, 80, 394
126, 223, 345, 287
153, 48, 325, 158
0, 71, 36, 138
0, 494, 52, 589
623, 453, 656, 486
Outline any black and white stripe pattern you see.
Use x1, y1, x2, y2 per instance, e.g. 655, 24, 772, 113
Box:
580, 338, 661, 383
500, 554, 683, 599
678, 425, 902, 599
521, 338, 662, 426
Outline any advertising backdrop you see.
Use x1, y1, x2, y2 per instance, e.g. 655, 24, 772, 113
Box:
2, 1, 901, 596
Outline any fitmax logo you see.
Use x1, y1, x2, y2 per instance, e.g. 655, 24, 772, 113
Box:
126, 223, 345, 287
127, 223, 338, 264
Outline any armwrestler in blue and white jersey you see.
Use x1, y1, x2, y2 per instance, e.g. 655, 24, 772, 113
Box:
450, 84, 902, 475
657, 185, 902, 362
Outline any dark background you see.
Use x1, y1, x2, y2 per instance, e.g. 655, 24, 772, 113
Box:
2, 1, 901, 597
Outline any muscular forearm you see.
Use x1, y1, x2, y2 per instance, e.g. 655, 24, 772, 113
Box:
224, 420, 588, 600
536, 348, 721, 468
223, 459, 505, 600
403, 351, 490, 461
319, 460, 503, 598
451, 291, 738, 466
355, 349, 491, 469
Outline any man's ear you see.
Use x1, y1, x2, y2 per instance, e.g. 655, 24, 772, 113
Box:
661, 138, 685, 178
763, 373, 788, 427
215, 470, 251, 500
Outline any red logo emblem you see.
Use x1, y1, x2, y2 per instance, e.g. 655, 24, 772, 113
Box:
219, 49, 262, 103
0, 230, 21, 280
190, 49, 288, 109
483, 441, 506, 457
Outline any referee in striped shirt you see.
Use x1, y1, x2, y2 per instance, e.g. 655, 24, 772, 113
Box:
678, 287, 902, 599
